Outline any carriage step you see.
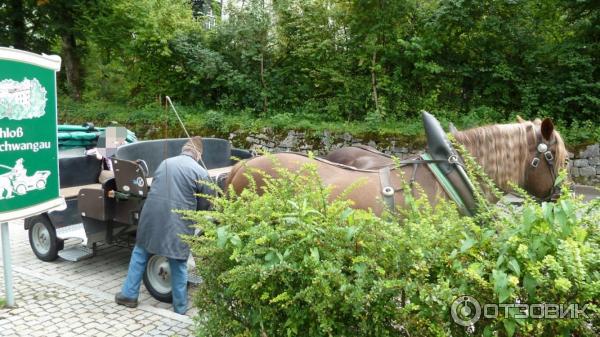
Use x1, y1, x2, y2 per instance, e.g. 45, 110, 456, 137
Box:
56, 223, 88, 245
58, 244, 94, 262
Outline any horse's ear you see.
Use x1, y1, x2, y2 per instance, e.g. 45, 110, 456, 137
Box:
516, 115, 526, 123
541, 118, 554, 141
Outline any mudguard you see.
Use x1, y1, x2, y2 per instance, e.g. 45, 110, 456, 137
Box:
422, 111, 477, 215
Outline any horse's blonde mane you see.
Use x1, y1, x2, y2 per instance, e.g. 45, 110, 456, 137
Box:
454, 121, 567, 191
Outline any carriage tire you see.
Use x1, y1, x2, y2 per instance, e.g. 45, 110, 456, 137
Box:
15, 184, 26, 195
143, 255, 173, 303
36, 179, 46, 189
28, 215, 63, 262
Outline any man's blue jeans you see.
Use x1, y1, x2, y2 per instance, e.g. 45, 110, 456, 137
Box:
121, 245, 188, 314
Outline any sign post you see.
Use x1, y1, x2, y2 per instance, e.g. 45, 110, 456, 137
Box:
0, 48, 64, 307
1, 222, 14, 306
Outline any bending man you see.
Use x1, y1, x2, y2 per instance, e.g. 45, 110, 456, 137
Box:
115, 136, 212, 314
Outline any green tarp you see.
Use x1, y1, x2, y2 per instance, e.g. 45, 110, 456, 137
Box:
57, 124, 137, 149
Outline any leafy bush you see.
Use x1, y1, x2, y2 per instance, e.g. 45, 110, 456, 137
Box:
186, 162, 424, 336
58, 98, 599, 147
9, 0, 597, 123
186, 156, 599, 336
201, 110, 227, 132
559, 119, 600, 146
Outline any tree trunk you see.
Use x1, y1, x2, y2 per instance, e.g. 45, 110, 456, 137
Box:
9, 0, 26, 49
260, 52, 268, 113
61, 33, 83, 100
371, 50, 379, 113
461, 76, 473, 113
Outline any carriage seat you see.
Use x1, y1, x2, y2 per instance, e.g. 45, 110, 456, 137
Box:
111, 158, 149, 198
58, 153, 105, 199
116, 138, 232, 177
115, 138, 237, 177
59, 155, 103, 189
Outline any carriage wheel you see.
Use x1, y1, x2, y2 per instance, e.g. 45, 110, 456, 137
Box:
28, 215, 63, 262
36, 179, 46, 189
15, 184, 27, 195
143, 255, 173, 303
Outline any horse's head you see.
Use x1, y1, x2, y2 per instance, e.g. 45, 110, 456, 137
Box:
518, 116, 568, 201
453, 117, 568, 201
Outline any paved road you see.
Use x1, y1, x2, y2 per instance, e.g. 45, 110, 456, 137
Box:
0, 220, 195, 336
573, 184, 600, 202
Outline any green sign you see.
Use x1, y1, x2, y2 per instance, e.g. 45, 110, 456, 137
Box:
0, 48, 65, 222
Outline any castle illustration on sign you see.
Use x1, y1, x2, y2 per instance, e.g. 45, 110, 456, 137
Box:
0, 78, 47, 120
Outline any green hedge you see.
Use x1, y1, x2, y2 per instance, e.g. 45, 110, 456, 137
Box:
58, 98, 599, 147
185, 156, 599, 337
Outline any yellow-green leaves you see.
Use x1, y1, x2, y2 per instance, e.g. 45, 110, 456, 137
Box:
185, 162, 598, 337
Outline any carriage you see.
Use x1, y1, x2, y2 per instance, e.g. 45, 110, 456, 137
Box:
23, 133, 252, 302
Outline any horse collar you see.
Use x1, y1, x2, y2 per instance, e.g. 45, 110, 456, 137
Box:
421, 111, 478, 216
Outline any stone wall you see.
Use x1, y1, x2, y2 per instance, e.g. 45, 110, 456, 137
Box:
569, 144, 600, 185
231, 128, 599, 186
232, 129, 421, 159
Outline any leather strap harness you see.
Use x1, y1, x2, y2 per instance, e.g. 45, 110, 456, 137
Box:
525, 127, 559, 201
288, 151, 454, 213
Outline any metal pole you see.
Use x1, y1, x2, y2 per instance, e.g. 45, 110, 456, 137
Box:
165, 96, 208, 170
1, 221, 15, 307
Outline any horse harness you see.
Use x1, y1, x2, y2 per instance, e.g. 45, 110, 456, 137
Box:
311, 152, 462, 214
326, 143, 466, 214
329, 145, 458, 211
375, 153, 472, 214
525, 125, 559, 201
306, 113, 480, 216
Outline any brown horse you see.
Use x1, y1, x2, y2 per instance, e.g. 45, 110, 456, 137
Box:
226, 118, 567, 215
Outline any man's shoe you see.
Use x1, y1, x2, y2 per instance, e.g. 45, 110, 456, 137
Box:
115, 292, 138, 308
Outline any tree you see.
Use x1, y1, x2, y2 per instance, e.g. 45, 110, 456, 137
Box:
0, 0, 53, 53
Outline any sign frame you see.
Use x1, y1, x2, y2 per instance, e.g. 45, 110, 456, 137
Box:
1, 47, 64, 308
0, 47, 65, 222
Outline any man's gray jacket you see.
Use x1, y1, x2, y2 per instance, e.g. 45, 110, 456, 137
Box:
136, 154, 212, 260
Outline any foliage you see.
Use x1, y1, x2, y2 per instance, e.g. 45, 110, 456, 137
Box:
81, 0, 198, 103
57, 97, 428, 140
58, 98, 600, 147
186, 160, 599, 336
2, 0, 598, 127
559, 119, 600, 146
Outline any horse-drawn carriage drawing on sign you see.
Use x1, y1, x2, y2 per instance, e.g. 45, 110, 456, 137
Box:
11, 169, 51, 195
0, 160, 51, 199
